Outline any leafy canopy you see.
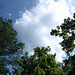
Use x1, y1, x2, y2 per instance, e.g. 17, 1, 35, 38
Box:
0, 17, 25, 56
0, 17, 25, 74
50, 13, 75, 75
15, 46, 65, 75
50, 13, 75, 56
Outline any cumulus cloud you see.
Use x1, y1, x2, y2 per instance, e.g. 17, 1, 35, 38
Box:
14, 0, 73, 62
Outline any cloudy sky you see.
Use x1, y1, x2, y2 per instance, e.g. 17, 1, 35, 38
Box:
0, 0, 75, 62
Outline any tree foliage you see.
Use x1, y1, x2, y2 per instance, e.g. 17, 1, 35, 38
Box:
0, 13, 75, 74
50, 14, 75, 55
50, 13, 75, 75
0, 17, 24, 56
62, 55, 75, 75
0, 17, 25, 74
15, 46, 64, 75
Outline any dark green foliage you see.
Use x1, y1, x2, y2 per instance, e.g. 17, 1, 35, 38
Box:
0, 17, 25, 56
50, 13, 75, 75
0, 17, 25, 74
0, 13, 75, 74
50, 14, 75, 56
16, 46, 64, 75
0, 59, 9, 75
63, 55, 75, 75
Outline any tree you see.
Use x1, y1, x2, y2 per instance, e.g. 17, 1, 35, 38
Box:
63, 55, 75, 75
0, 17, 25, 74
16, 46, 65, 75
50, 16, 75, 55
50, 13, 75, 75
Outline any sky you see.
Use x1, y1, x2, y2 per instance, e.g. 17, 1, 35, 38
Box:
0, 0, 75, 62
0, 0, 37, 21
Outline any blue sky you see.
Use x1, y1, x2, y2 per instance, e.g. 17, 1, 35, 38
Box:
0, 0, 75, 62
0, 0, 37, 21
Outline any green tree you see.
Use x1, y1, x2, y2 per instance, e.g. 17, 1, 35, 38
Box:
63, 55, 75, 75
50, 17, 75, 55
0, 17, 25, 74
17, 46, 64, 75
50, 13, 75, 75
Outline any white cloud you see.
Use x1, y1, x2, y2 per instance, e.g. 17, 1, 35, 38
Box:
8, 13, 12, 16
71, 6, 75, 13
14, 0, 72, 62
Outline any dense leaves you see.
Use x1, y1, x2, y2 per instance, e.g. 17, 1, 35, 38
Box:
0, 17, 25, 74
0, 17, 25, 56
0, 13, 75, 74
50, 14, 75, 56
62, 55, 75, 75
15, 46, 65, 75
50, 13, 75, 75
